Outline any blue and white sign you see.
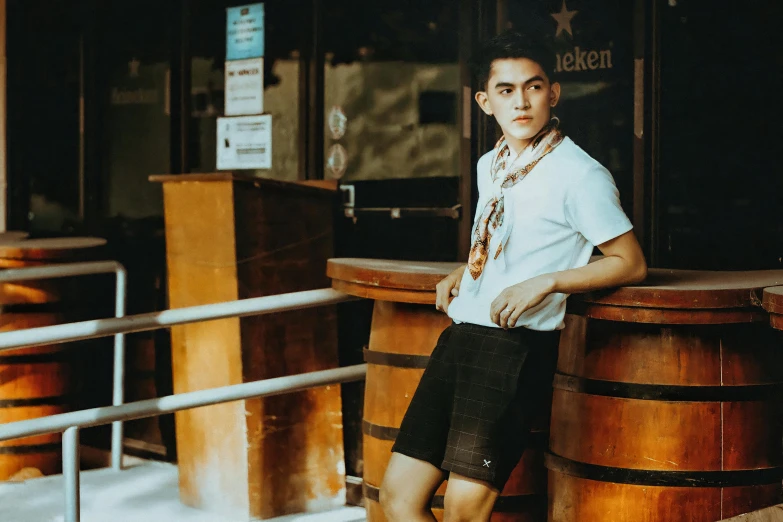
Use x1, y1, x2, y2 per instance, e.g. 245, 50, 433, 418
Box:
226, 3, 265, 61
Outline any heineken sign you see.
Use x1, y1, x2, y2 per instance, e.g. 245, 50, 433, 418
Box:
550, 0, 614, 74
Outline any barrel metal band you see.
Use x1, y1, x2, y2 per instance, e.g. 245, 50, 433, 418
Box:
554, 373, 783, 402
0, 352, 74, 364
362, 420, 399, 441
0, 302, 64, 314
0, 395, 72, 408
363, 483, 545, 512
363, 348, 430, 369
545, 452, 783, 487
363, 420, 550, 449
0, 443, 61, 455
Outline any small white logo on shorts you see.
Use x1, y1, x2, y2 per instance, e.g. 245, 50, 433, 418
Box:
483, 460, 491, 468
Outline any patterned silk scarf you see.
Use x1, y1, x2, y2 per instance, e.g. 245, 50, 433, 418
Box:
466, 118, 565, 283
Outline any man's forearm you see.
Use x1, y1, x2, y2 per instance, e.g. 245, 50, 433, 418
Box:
544, 255, 647, 296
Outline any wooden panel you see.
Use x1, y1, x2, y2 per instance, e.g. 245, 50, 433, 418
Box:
550, 390, 722, 471
558, 319, 723, 385
368, 301, 450, 355
548, 472, 723, 522
232, 178, 345, 518
162, 180, 249, 517
570, 302, 767, 324
364, 365, 423, 429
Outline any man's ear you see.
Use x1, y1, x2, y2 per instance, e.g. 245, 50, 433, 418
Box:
549, 81, 561, 108
475, 91, 493, 115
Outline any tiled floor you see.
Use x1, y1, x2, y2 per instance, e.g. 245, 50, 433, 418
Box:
0, 461, 367, 522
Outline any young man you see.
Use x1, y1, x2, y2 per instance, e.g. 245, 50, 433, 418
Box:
379, 31, 647, 522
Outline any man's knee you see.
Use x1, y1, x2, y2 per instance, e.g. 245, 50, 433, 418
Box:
443, 498, 491, 522
443, 475, 497, 522
380, 481, 424, 521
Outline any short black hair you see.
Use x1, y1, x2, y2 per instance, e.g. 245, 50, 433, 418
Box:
473, 30, 556, 89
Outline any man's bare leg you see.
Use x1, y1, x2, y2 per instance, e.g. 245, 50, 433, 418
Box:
380, 453, 446, 522
442, 472, 499, 522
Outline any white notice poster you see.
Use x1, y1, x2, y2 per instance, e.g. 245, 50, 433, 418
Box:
217, 114, 272, 170
225, 58, 264, 116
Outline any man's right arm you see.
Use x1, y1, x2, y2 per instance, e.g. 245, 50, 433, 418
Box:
435, 264, 467, 313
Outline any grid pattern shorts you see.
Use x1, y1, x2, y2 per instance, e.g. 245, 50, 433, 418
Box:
391, 322, 560, 490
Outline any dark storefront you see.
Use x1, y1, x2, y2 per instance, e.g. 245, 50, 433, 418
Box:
4, 0, 782, 486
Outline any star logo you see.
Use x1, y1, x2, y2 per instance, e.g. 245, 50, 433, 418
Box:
551, 0, 579, 38
483, 459, 491, 468
128, 57, 140, 78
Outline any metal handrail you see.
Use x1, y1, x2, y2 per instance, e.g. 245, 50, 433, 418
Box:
0, 261, 128, 471
0, 288, 353, 350
0, 365, 367, 442
0, 287, 360, 522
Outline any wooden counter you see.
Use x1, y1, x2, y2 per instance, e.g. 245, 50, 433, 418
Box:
152, 174, 344, 520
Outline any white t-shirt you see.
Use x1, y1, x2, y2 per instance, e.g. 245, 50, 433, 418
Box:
447, 137, 633, 331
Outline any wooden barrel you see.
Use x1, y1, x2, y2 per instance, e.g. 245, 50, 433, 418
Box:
548, 269, 783, 521
763, 286, 783, 331
0, 237, 106, 479
0, 232, 29, 242
328, 258, 550, 521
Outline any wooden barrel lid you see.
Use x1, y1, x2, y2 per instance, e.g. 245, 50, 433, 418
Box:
0, 237, 107, 261
327, 258, 461, 304
582, 269, 783, 310
0, 231, 29, 242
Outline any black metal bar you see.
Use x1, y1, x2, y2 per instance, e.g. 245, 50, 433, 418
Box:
546, 452, 783, 488
0, 443, 61, 455
170, 0, 191, 175
553, 373, 783, 402
303, 0, 324, 180
0, 395, 72, 408
362, 420, 399, 442
363, 348, 430, 369
0, 352, 74, 364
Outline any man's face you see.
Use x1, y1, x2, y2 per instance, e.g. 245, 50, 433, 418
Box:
475, 58, 561, 152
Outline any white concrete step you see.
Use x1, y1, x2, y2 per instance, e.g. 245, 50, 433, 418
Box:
0, 461, 366, 522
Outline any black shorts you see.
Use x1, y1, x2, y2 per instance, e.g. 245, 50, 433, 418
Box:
391, 322, 560, 490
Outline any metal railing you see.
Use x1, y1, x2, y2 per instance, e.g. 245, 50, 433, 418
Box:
0, 287, 362, 522
0, 261, 128, 470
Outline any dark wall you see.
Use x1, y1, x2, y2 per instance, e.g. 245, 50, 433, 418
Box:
656, 2, 783, 270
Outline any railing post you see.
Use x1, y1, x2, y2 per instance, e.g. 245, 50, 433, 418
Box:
63, 426, 81, 522
111, 265, 127, 471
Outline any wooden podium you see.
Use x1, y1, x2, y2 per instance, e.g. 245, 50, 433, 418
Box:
150, 174, 345, 520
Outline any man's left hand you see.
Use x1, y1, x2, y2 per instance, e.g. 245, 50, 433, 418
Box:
490, 275, 556, 329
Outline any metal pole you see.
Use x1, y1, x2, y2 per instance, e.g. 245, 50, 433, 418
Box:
63, 426, 80, 522
0, 364, 367, 442
0, 260, 124, 283
110, 265, 126, 471
0, 288, 356, 351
